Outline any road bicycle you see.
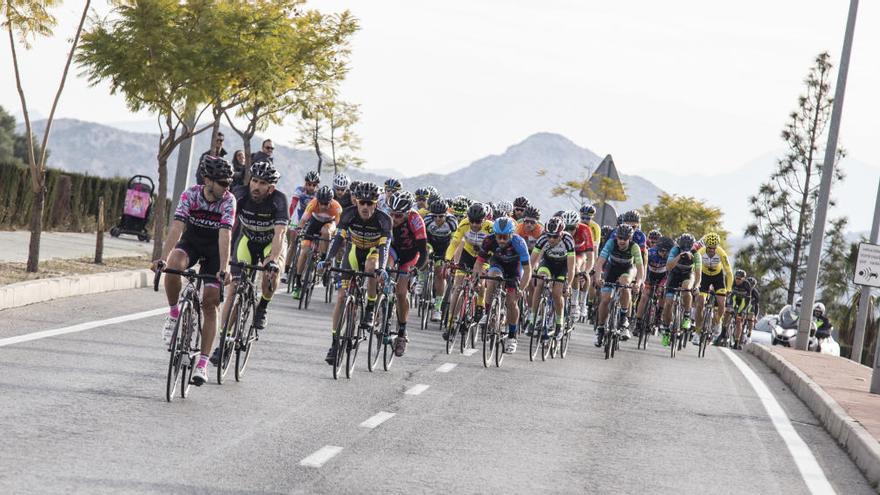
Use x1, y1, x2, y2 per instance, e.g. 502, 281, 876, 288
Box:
368, 268, 408, 372
284, 228, 303, 294
696, 289, 717, 358
295, 234, 325, 309
665, 287, 692, 358
445, 264, 478, 355
480, 274, 518, 368
328, 267, 377, 379
217, 261, 274, 383
528, 275, 567, 362
601, 282, 631, 360
637, 283, 665, 350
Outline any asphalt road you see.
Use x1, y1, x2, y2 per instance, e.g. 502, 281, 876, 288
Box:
0, 285, 873, 494
0, 231, 152, 262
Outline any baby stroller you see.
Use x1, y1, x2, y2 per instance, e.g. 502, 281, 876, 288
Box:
110, 175, 154, 242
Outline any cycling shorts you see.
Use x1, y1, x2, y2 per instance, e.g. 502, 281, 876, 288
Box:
302, 218, 335, 245
173, 238, 220, 287
646, 270, 666, 287
537, 260, 567, 281
602, 262, 634, 292
699, 272, 727, 296
665, 271, 693, 297
231, 235, 272, 278
390, 246, 420, 272
341, 245, 379, 280
487, 262, 522, 290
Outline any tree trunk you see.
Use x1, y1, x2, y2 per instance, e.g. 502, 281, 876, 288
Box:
26, 187, 44, 272
152, 154, 169, 261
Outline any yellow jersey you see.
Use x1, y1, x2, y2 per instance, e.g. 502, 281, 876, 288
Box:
446, 218, 494, 259
588, 220, 601, 250
698, 246, 733, 290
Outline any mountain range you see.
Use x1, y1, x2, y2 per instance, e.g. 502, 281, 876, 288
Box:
17, 119, 665, 218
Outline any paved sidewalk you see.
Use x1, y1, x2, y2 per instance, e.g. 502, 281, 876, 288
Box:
0, 231, 152, 263
772, 346, 880, 441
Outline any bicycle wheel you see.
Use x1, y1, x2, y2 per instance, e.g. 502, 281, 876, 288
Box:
482, 309, 495, 368
559, 328, 570, 358
610, 332, 618, 358
217, 293, 242, 385
332, 300, 353, 380
698, 330, 708, 358
346, 304, 364, 379
368, 297, 386, 372
181, 306, 200, 398
447, 291, 464, 354
382, 300, 396, 371
286, 242, 302, 294
165, 304, 188, 402
235, 298, 256, 381
530, 297, 546, 362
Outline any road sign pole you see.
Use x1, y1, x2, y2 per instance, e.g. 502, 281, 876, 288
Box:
852, 178, 880, 364
796, 0, 859, 350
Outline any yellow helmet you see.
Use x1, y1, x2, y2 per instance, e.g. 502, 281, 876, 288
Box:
703, 232, 721, 248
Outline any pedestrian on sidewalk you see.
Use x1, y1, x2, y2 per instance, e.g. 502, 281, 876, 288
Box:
196, 132, 228, 185
250, 139, 274, 164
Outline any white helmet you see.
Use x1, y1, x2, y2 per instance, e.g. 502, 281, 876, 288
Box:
813, 302, 826, 316
794, 297, 803, 310
333, 173, 351, 189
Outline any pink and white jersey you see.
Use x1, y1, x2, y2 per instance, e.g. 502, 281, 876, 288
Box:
174, 185, 236, 243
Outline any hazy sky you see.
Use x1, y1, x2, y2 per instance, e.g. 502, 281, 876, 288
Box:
2, 0, 879, 178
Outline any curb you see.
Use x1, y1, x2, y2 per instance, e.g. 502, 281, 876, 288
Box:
0, 269, 154, 311
746, 342, 880, 488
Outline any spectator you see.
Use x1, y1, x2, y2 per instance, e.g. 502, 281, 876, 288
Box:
231, 149, 247, 187
196, 132, 228, 185
250, 139, 274, 164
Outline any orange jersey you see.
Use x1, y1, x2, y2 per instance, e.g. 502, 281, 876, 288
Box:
516, 221, 544, 250
299, 198, 342, 226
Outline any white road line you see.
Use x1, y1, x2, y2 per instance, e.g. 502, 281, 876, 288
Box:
463, 348, 477, 357
299, 446, 344, 468
359, 411, 395, 429
405, 384, 430, 396
721, 348, 835, 495
435, 363, 457, 373
0, 307, 166, 347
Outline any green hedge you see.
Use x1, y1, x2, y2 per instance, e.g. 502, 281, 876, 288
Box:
0, 160, 142, 232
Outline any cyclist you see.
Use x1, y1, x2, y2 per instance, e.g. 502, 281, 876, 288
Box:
210, 161, 287, 364
635, 236, 673, 336
282, 171, 320, 283
494, 200, 514, 219
512, 196, 530, 221
527, 216, 575, 340
414, 187, 431, 217
444, 202, 494, 341
450, 197, 469, 222
473, 216, 532, 353
378, 177, 402, 215
646, 229, 662, 250
152, 156, 235, 386
725, 269, 759, 349
694, 232, 732, 338
660, 233, 702, 346
387, 191, 429, 356
424, 198, 459, 321
593, 224, 643, 345
322, 182, 392, 365
333, 173, 353, 210
291, 185, 342, 299
516, 206, 543, 249
580, 204, 601, 250
562, 210, 595, 320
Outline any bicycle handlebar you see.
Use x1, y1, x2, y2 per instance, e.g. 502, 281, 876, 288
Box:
329, 267, 376, 278
153, 263, 226, 303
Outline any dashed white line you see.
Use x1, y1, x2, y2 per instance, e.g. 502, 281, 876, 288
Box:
435, 363, 457, 373
721, 348, 835, 495
300, 446, 344, 468
0, 308, 166, 347
359, 411, 396, 429
405, 384, 430, 395
463, 348, 478, 356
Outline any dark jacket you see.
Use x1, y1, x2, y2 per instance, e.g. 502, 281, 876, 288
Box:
195, 148, 228, 185
250, 151, 273, 164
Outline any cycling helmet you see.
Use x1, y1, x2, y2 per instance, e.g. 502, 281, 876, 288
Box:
703, 232, 721, 248
545, 216, 564, 235
648, 229, 662, 242
677, 233, 695, 251
495, 200, 513, 217
467, 202, 487, 223
513, 196, 530, 209
553, 210, 566, 218
316, 185, 334, 203
429, 198, 448, 215
601, 225, 614, 241
349, 180, 361, 192
493, 216, 515, 235
813, 302, 826, 316
580, 204, 596, 217
389, 191, 414, 212
485, 202, 496, 218
451, 198, 469, 216
304, 170, 320, 183
616, 224, 634, 240
561, 210, 580, 229
622, 210, 641, 224
657, 236, 675, 252
249, 161, 279, 184
333, 173, 351, 189
354, 181, 381, 201
734, 268, 747, 279
616, 214, 625, 226
414, 187, 430, 200
747, 276, 757, 288
795, 297, 803, 310
202, 156, 234, 181
522, 206, 540, 221
425, 186, 439, 197
384, 178, 402, 192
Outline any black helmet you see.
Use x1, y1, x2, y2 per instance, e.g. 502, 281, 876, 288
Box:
316, 185, 334, 203
249, 161, 280, 184
677, 233, 695, 251
522, 206, 540, 221
202, 156, 233, 182
354, 182, 381, 201
601, 225, 614, 241
349, 180, 361, 192
747, 276, 757, 288
656, 236, 675, 252
735, 269, 747, 279
384, 178, 402, 192
389, 191, 414, 212
616, 214, 625, 226
616, 224, 634, 240
467, 202, 487, 223
414, 187, 430, 200
304, 170, 320, 183
580, 204, 596, 217
429, 198, 448, 214
545, 216, 564, 235
622, 210, 641, 224
647, 229, 661, 242
513, 196, 530, 209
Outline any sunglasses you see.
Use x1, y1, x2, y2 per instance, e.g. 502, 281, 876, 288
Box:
319, 200, 330, 207
617, 237, 631, 242
514, 207, 525, 212
391, 212, 406, 219
358, 200, 376, 206
496, 234, 511, 240
547, 233, 560, 239
523, 219, 536, 225
215, 180, 231, 188
264, 146, 274, 151
305, 181, 319, 187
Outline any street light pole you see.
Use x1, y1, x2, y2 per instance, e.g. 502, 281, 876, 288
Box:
851, 178, 880, 363
796, 0, 860, 350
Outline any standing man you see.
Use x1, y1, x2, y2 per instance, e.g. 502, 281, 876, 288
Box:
196, 132, 228, 185
251, 139, 275, 164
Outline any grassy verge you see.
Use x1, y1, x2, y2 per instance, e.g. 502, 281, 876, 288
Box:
0, 256, 151, 286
